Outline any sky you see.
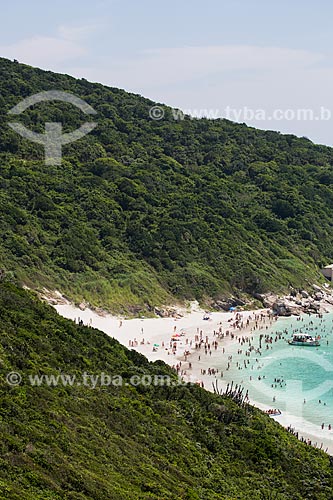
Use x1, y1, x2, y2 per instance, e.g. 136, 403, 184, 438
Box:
1, 0, 333, 145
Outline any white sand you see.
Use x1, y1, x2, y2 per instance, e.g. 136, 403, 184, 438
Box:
55, 303, 266, 370
54, 302, 333, 454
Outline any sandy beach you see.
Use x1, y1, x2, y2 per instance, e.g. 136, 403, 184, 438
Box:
54, 300, 333, 455
54, 301, 270, 377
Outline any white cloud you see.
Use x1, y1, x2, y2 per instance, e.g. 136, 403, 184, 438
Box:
58, 24, 100, 42
0, 23, 101, 70
73, 45, 324, 89
0, 35, 86, 68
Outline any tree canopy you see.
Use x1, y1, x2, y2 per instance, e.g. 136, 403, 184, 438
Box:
0, 57, 332, 312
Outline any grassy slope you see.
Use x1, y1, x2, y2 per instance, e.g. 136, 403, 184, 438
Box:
0, 58, 333, 312
0, 281, 333, 499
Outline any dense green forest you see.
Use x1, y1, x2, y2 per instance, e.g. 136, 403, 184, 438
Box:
1, 57, 333, 312
0, 280, 333, 499
2, 58, 333, 500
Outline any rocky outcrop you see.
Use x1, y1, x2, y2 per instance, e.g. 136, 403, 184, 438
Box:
272, 300, 303, 316
211, 284, 333, 316
39, 288, 70, 306
213, 297, 246, 311
272, 301, 292, 316
261, 284, 333, 316
154, 306, 183, 318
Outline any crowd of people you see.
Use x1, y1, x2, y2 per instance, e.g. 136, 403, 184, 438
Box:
170, 310, 333, 450
115, 306, 333, 452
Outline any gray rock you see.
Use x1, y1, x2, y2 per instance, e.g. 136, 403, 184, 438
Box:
261, 294, 278, 308
272, 300, 301, 316
272, 301, 291, 316
213, 297, 246, 311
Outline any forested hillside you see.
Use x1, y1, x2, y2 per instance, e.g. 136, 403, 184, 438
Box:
1, 57, 333, 312
1, 281, 333, 500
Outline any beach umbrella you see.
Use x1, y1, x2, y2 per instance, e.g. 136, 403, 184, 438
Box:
153, 343, 159, 347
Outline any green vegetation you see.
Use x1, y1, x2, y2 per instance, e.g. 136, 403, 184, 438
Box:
1, 57, 333, 312
2, 58, 333, 500
1, 281, 333, 499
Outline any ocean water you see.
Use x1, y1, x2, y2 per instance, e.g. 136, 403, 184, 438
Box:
217, 313, 333, 429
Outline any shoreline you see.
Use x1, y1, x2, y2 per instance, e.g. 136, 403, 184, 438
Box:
53, 293, 333, 455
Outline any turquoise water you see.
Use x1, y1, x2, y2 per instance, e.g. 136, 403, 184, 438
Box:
219, 313, 333, 428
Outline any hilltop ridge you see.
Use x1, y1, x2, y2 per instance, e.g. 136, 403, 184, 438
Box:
1, 57, 333, 313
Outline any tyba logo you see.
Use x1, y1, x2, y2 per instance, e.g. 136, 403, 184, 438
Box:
8, 90, 97, 166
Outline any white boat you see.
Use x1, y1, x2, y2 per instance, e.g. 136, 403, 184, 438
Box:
288, 333, 320, 346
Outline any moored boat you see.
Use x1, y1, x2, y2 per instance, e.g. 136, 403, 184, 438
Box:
288, 333, 320, 346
